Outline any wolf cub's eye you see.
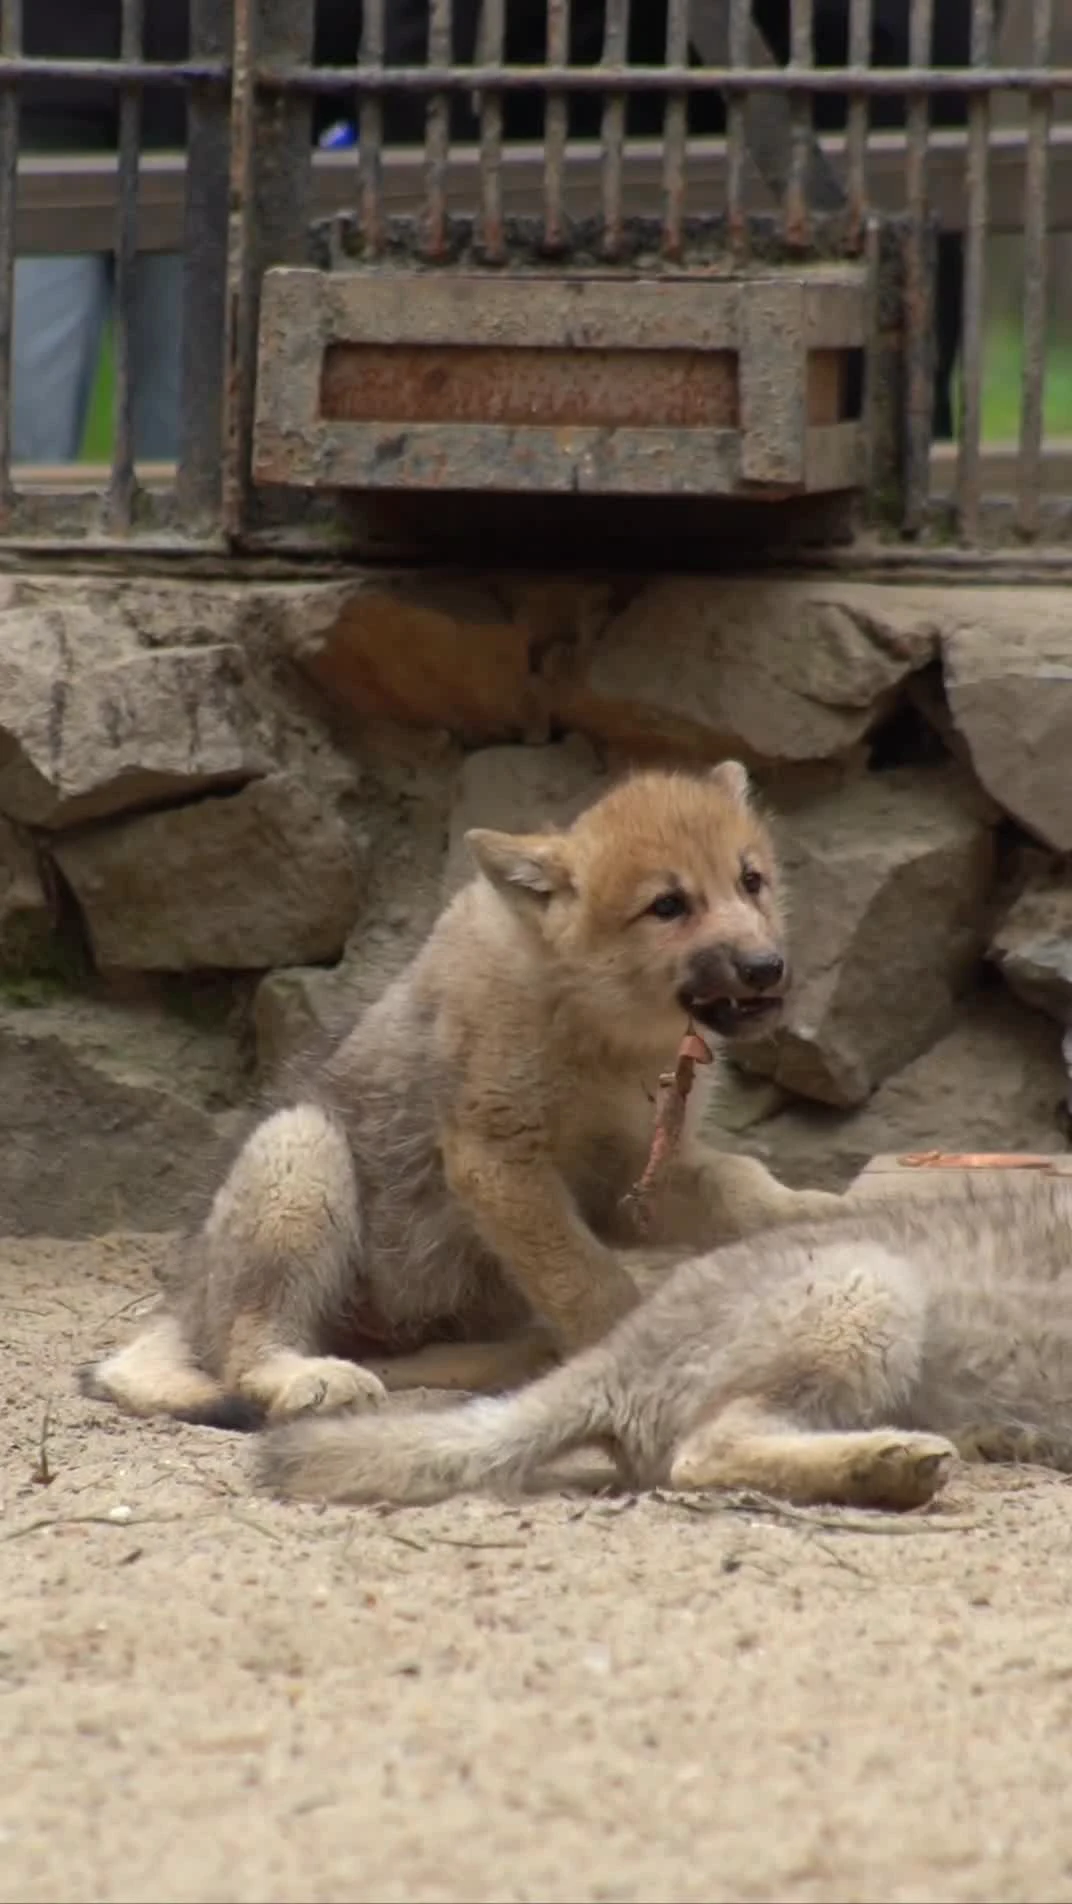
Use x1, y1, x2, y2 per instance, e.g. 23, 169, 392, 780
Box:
647, 891, 690, 921
740, 865, 764, 897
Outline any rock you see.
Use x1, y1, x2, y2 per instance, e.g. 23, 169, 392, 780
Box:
277, 577, 542, 741
726, 991, 1068, 1192
742, 768, 994, 1108
442, 737, 607, 898
0, 818, 53, 970
55, 777, 363, 972
943, 606, 1072, 851
0, 992, 245, 1237
990, 872, 1072, 1024
560, 580, 942, 764
0, 606, 267, 829
253, 965, 352, 1082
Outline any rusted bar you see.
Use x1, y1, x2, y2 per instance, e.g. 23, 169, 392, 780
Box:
176, 0, 233, 529
846, 0, 873, 247
660, 0, 687, 261
223, 0, 255, 538
223, 0, 313, 542
477, 0, 505, 261
360, 0, 385, 254
956, 0, 993, 544
601, 0, 629, 261
424, 0, 451, 259
543, 0, 570, 251
902, 0, 934, 535
727, 0, 750, 255
0, 0, 21, 509
1018, 0, 1053, 541
784, 0, 814, 247
0, 57, 224, 84
106, 0, 144, 533
257, 63, 1072, 100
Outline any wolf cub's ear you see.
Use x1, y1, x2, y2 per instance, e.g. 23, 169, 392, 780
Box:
707, 760, 751, 807
466, 828, 575, 900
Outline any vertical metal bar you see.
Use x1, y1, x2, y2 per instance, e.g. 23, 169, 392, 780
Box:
784, 0, 813, 248
902, 0, 934, 536
0, 0, 21, 509
360, 0, 386, 255
661, 0, 687, 262
478, 0, 505, 261
223, 0, 313, 544
846, 0, 872, 249
956, 0, 993, 544
223, 0, 255, 538
1018, 0, 1052, 541
425, 0, 451, 260
176, 0, 233, 532
544, 0, 569, 252
107, 0, 145, 532
601, 0, 628, 261
727, 0, 749, 256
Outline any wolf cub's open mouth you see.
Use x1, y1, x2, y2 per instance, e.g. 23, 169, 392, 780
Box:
678, 993, 784, 1040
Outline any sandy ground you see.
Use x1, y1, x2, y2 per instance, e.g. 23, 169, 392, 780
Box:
4, 1234, 1072, 1904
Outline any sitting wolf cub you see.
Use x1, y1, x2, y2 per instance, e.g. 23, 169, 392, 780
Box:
82, 761, 839, 1428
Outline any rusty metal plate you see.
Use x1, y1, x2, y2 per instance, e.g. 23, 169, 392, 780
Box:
320, 344, 739, 430
253, 265, 866, 501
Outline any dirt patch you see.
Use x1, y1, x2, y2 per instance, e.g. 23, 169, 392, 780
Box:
3, 1236, 1072, 1904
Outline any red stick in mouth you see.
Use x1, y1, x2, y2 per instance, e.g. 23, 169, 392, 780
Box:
622, 1025, 714, 1234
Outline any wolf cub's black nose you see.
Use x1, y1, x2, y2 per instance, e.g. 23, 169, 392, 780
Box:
733, 951, 784, 992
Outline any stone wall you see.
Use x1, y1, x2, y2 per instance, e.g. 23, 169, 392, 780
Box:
1, 569, 1068, 1235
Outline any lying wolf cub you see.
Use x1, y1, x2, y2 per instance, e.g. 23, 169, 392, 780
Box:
82, 761, 839, 1429
259, 1174, 1072, 1513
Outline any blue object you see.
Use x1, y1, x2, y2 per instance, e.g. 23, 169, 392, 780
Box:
319, 119, 359, 150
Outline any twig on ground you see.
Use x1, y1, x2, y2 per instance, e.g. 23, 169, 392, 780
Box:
30, 1399, 54, 1488
1, 1510, 186, 1544
651, 1488, 978, 1536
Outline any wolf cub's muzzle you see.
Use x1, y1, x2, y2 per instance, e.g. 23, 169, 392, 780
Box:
677, 945, 788, 1040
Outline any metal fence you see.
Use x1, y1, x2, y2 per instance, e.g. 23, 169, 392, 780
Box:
3, 2, 1072, 555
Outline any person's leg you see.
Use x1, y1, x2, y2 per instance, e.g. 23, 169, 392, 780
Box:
129, 252, 184, 462
12, 255, 108, 463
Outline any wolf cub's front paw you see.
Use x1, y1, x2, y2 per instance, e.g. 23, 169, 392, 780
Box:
267, 1357, 387, 1422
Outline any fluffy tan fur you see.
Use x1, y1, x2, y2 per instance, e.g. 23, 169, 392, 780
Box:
257, 1174, 1072, 1513
81, 762, 839, 1429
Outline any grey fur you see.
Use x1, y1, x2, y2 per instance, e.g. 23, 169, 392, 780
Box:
256, 1175, 1072, 1513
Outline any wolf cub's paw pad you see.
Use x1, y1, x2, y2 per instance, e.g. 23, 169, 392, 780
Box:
269, 1358, 387, 1422
849, 1433, 957, 1511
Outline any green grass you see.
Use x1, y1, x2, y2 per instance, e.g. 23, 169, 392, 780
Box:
980, 319, 1072, 441
75, 315, 1072, 462
80, 323, 116, 461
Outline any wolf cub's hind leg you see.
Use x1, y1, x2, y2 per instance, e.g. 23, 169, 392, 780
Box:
205, 1104, 386, 1423
669, 1405, 955, 1511
667, 1239, 956, 1512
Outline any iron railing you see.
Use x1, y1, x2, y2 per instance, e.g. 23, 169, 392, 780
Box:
1, 1, 1071, 553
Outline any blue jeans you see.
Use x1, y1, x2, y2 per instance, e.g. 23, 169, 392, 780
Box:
12, 252, 183, 463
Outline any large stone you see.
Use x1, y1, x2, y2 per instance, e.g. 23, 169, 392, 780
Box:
942, 605, 1072, 851
0, 992, 245, 1237
560, 580, 942, 764
990, 872, 1072, 1024
742, 768, 994, 1108
55, 776, 363, 971
277, 576, 542, 741
726, 991, 1068, 1192
0, 818, 52, 970
442, 736, 607, 898
0, 605, 267, 829
253, 964, 352, 1083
